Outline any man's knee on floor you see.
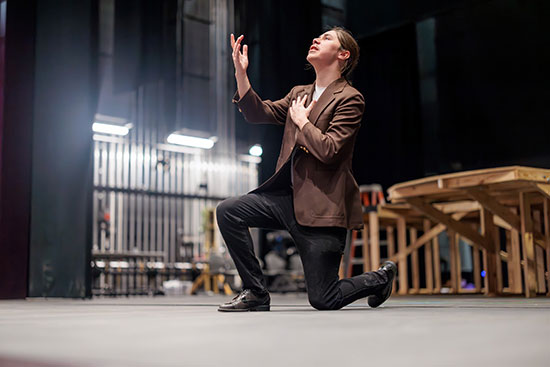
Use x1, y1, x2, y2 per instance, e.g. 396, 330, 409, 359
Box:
308, 294, 340, 311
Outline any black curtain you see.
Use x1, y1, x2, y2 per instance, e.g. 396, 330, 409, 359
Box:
352, 24, 424, 190
436, 0, 550, 170
114, 0, 176, 128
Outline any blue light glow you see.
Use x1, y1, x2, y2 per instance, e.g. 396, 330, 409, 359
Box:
481, 270, 486, 278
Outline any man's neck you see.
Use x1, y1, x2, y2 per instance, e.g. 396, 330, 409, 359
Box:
314, 67, 341, 89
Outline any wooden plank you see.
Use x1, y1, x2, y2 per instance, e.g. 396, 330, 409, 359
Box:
536, 246, 546, 294
433, 200, 480, 213
517, 167, 550, 183
448, 230, 460, 293
423, 219, 434, 293
433, 229, 442, 293
438, 171, 517, 190
410, 228, 420, 292
388, 166, 523, 200
519, 192, 537, 297
494, 215, 512, 230
456, 233, 463, 291
368, 212, 380, 271
534, 183, 550, 200
533, 210, 547, 294
510, 225, 523, 294
482, 249, 488, 294
472, 245, 481, 292
480, 207, 500, 295
544, 198, 550, 296
397, 217, 408, 295
388, 166, 550, 202
493, 224, 503, 292
505, 231, 519, 294
386, 226, 397, 295
406, 197, 491, 251
465, 187, 521, 231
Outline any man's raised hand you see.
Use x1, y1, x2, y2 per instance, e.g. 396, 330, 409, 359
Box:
230, 33, 248, 76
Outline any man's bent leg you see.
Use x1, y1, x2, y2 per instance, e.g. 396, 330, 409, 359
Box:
291, 224, 393, 310
216, 193, 282, 296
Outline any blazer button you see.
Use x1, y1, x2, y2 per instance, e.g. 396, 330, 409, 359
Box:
238, 108, 242, 112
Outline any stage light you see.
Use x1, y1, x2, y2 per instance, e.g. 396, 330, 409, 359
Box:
167, 133, 215, 149
481, 270, 486, 278
249, 144, 263, 157
92, 122, 130, 136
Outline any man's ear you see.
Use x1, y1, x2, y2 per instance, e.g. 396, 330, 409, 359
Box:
338, 49, 350, 61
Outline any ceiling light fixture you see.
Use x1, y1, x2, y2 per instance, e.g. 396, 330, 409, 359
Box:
167, 133, 215, 149
92, 122, 130, 136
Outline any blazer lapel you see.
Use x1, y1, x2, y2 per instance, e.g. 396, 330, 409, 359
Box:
303, 77, 347, 126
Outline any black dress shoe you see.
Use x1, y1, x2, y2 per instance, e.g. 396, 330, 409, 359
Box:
367, 261, 397, 308
218, 289, 271, 312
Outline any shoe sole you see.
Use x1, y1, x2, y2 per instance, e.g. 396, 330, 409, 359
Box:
218, 305, 270, 312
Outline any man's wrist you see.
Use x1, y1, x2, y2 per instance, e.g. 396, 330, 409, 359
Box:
299, 119, 309, 130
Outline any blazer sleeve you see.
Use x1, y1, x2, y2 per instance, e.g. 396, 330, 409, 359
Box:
232, 86, 295, 125
295, 92, 365, 165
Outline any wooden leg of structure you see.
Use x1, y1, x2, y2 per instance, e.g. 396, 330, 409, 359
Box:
362, 225, 371, 274
533, 211, 547, 294
472, 246, 481, 292
544, 198, 550, 296
536, 246, 546, 294
369, 212, 380, 271
386, 226, 397, 294
212, 275, 220, 294
346, 230, 358, 278
482, 249, 488, 293
448, 230, 460, 293
493, 225, 503, 292
410, 228, 420, 293
480, 207, 500, 296
456, 233, 464, 292
433, 231, 442, 293
520, 192, 538, 298
505, 231, 516, 293
397, 217, 408, 295
510, 224, 523, 294
423, 220, 434, 293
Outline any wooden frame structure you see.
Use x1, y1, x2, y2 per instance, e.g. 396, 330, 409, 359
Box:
382, 166, 550, 297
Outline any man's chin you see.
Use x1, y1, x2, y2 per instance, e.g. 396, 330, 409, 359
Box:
306, 55, 318, 65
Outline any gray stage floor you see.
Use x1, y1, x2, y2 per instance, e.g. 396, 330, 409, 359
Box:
1, 294, 549, 367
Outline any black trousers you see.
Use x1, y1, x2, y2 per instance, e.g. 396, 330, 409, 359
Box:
216, 172, 389, 310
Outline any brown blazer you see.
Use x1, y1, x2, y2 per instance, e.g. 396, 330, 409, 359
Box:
232, 77, 365, 230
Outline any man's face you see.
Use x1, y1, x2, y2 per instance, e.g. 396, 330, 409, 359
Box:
306, 30, 343, 65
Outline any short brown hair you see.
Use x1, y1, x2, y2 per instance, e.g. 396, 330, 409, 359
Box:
330, 26, 360, 80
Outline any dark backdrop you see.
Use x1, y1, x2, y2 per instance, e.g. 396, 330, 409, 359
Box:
436, 0, 550, 171
234, 0, 550, 193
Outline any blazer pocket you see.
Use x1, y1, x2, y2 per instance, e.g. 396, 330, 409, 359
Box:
310, 210, 344, 218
